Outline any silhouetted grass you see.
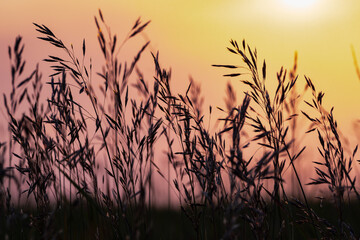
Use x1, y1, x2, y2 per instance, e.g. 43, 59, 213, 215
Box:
1, 9, 360, 240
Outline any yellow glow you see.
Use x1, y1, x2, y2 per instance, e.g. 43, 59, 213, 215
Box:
282, 0, 317, 9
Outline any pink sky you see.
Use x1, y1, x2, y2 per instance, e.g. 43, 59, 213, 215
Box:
2, 0, 360, 201
2, 1, 360, 127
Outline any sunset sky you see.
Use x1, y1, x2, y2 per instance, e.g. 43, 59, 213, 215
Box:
2, 0, 360, 136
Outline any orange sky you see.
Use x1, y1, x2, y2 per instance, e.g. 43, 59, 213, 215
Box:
3, 0, 360, 202
2, 0, 360, 136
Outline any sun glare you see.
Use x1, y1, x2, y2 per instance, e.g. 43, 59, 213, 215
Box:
282, 0, 317, 9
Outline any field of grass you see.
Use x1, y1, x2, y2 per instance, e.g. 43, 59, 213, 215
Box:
1, 10, 360, 239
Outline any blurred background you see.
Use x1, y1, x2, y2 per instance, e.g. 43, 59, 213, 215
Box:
2, 0, 360, 199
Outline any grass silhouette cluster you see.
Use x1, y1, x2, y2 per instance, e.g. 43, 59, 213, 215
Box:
1, 10, 360, 239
